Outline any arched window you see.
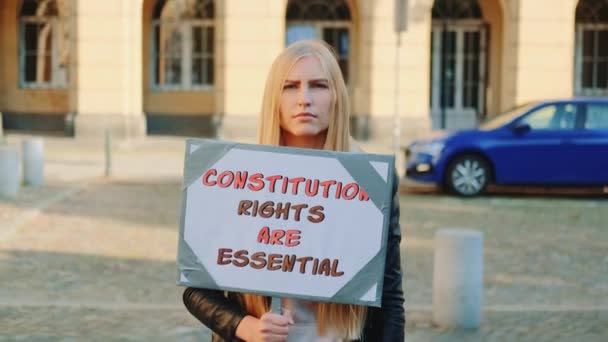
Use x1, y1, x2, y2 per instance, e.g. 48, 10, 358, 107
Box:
432, 0, 482, 20
153, 0, 214, 89
575, 0, 608, 96
576, 0, 608, 23
285, 0, 351, 82
19, 0, 70, 87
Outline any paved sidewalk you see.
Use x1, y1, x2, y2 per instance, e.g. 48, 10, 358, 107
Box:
1, 134, 607, 341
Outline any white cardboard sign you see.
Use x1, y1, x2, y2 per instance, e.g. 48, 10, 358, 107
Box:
177, 139, 395, 306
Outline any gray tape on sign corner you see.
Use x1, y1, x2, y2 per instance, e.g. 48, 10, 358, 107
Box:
176, 238, 219, 289
335, 155, 393, 212
178, 139, 225, 289
329, 248, 386, 307
176, 168, 218, 289
183, 139, 237, 190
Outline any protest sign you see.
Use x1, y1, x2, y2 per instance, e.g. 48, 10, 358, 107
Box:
177, 138, 395, 307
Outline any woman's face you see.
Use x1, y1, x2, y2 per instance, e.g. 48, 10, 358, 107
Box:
279, 55, 332, 146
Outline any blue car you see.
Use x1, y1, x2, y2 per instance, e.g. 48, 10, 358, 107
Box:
405, 98, 608, 196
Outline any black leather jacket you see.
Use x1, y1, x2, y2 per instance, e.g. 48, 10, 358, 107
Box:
183, 177, 405, 342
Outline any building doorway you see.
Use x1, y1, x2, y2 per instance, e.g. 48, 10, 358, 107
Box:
430, 0, 487, 130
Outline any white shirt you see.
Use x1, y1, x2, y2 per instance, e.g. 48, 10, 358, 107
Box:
282, 298, 344, 342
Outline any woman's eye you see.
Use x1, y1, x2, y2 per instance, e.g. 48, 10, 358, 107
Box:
283, 84, 297, 90
312, 83, 329, 88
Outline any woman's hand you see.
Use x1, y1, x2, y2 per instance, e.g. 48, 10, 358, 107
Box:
236, 310, 294, 342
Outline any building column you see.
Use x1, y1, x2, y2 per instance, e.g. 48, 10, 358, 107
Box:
362, 0, 433, 151
218, 0, 284, 143
505, 0, 578, 107
479, 0, 506, 115
72, 0, 145, 140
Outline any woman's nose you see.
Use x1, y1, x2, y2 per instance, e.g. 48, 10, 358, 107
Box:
297, 87, 312, 106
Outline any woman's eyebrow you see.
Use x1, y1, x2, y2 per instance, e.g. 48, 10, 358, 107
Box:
283, 78, 328, 83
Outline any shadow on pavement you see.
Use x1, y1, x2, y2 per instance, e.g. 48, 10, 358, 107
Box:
5, 180, 184, 230
1, 249, 182, 305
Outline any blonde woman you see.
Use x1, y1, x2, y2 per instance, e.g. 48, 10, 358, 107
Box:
183, 40, 405, 342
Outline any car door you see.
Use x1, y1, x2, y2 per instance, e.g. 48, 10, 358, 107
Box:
576, 103, 608, 184
489, 103, 581, 185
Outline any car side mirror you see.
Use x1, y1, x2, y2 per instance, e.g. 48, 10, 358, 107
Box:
511, 122, 531, 135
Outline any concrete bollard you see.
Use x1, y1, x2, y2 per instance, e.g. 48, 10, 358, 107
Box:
22, 138, 44, 186
433, 228, 483, 329
0, 145, 20, 199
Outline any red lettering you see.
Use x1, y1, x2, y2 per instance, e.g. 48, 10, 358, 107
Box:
270, 230, 286, 245
359, 189, 370, 201
234, 171, 248, 189
266, 175, 282, 192
320, 180, 337, 198
285, 230, 301, 247
248, 173, 264, 191
202, 169, 217, 186
258, 228, 300, 246
334, 182, 343, 199
257, 226, 270, 244
289, 177, 305, 195
304, 179, 319, 196
342, 183, 359, 200
217, 171, 234, 188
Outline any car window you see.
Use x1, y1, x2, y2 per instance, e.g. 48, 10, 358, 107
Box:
585, 104, 608, 129
520, 104, 577, 130
478, 103, 536, 130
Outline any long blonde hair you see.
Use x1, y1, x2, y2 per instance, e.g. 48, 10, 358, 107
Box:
247, 40, 366, 339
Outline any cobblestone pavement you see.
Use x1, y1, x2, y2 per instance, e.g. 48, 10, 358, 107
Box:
0, 135, 606, 341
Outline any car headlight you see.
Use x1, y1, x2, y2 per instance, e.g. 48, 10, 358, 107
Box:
418, 140, 445, 159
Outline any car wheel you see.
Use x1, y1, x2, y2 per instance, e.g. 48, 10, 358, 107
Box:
446, 154, 490, 197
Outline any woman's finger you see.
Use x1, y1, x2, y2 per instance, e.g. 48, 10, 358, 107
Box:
261, 312, 290, 326
260, 321, 289, 336
282, 309, 295, 325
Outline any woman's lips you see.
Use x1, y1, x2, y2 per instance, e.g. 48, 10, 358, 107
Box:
294, 112, 316, 118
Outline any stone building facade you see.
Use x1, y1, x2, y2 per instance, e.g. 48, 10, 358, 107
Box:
0, 0, 606, 149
